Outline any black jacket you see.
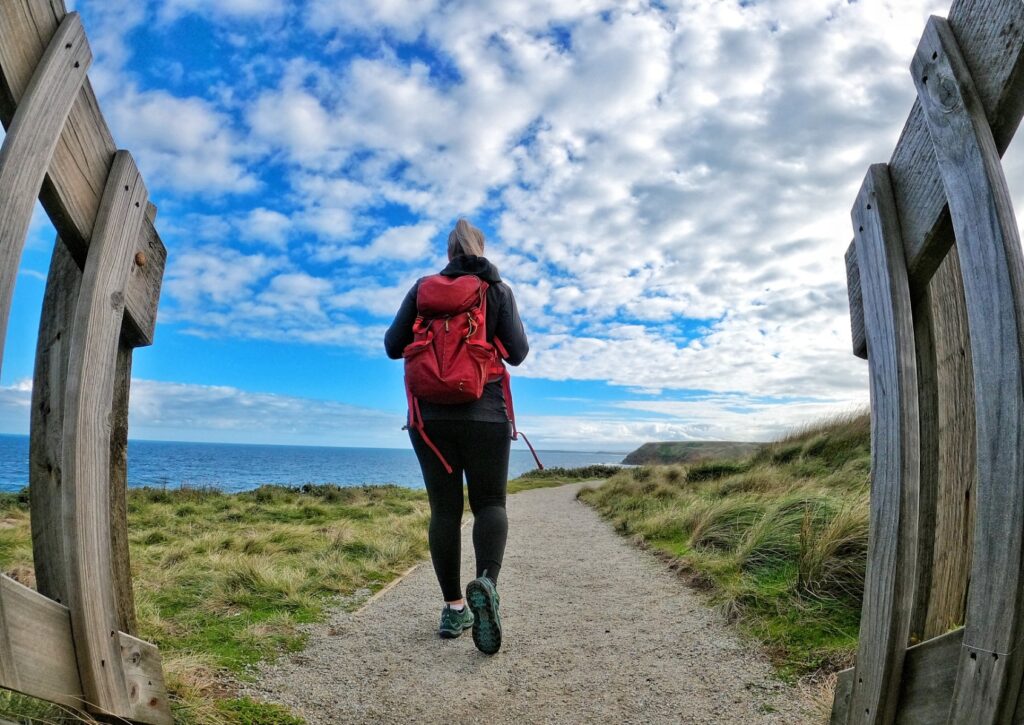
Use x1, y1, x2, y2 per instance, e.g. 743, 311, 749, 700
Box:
385, 255, 529, 422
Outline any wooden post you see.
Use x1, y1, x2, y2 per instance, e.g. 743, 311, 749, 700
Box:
0, 12, 89, 369
913, 16, 1024, 723
922, 251, 975, 639
61, 151, 150, 718
890, 0, 1024, 288
845, 164, 921, 725
29, 239, 81, 608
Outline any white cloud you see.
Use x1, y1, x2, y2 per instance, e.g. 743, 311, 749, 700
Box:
127, 378, 403, 446
238, 208, 293, 248
0, 380, 32, 435
0, 374, 859, 449
75, 0, 1024, 442
158, 0, 288, 23
106, 87, 258, 195
331, 222, 438, 264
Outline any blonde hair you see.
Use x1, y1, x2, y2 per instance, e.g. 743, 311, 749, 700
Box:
447, 218, 485, 258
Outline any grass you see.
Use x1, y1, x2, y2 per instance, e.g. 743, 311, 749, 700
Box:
0, 483, 432, 724
578, 411, 872, 681
507, 464, 622, 493
0, 466, 609, 724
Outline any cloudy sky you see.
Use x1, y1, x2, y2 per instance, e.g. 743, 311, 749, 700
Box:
2, 0, 1022, 450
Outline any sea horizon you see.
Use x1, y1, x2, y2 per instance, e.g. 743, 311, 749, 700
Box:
0, 433, 629, 493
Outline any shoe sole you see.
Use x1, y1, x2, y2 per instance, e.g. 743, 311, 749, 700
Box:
466, 578, 501, 655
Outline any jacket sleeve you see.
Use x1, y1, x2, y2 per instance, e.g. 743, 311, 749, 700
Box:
384, 283, 419, 359
495, 284, 529, 366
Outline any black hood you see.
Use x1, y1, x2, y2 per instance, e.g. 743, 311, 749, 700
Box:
439, 255, 502, 284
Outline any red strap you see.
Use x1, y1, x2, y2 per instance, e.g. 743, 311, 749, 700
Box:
499, 369, 543, 470
406, 383, 453, 474
517, 431, 543, 470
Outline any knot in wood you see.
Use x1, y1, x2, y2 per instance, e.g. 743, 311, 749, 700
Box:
933, 74, 961, 113
110, 290, 125, 309
134, 251, 147, 267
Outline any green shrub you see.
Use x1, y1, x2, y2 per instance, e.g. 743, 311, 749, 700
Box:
686, 460, 749, 483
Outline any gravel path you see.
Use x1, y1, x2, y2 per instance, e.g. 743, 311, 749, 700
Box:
249, 482, 812, 724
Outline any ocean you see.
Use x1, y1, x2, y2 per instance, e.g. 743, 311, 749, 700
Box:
0, 434, 626, 493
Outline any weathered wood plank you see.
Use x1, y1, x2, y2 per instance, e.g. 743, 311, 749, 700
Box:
896, 629, 963, 723
32, 241, 142, 636
0, 11, 89, 369
833, 629, 964, 724
110, 339, 137, 635
120, 632, 173, 724
0, 573, 83, 708
846, 164, 920, 725
62, 151, 150, 717
29, 237, 80, 609
922, 250, 975, 639
833, 669, 854, 725
891, 0, 1024, 288
0, 0, 167, 347
912, 16, 1024, 723
0, 572, 172, 723
847, 241, 868, 359
909, 283, 938, 645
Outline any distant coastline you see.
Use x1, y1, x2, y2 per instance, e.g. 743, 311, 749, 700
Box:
622, 440, 761, 465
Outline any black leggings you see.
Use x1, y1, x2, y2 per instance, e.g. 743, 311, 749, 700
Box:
409, 420, 511, 602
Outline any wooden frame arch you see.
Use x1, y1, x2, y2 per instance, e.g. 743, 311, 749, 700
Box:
832, 0, 1024, 722
0, 3, 171, 723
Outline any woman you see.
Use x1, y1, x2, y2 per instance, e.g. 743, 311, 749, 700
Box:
385, 219, 529, 655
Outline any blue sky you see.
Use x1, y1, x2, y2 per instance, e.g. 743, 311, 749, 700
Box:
2, 0, 1020, 449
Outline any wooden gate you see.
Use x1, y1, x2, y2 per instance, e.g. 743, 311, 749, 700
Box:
831, 0, 1024, 723
0, 2, 171, 723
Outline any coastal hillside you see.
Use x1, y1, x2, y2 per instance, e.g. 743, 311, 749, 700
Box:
580, 411, 871, 686
622, 440, 761, 465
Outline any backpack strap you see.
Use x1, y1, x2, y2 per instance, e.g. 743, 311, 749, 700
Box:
406, 384, 453, 474
494, 337, 543, 470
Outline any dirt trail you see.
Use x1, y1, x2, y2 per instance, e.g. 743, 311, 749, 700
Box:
249, 482, 813, 724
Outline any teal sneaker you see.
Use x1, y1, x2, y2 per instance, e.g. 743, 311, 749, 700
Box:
438, 604, 474, 639
466, 574, 502, 654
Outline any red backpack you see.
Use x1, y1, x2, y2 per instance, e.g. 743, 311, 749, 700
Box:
402, 274, 542, 473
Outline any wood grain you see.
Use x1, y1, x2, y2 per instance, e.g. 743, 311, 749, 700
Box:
61, 151, 152, 718
0, 11, 89, 369
0, 573, 172, 723
846, 241, 868, 359
0, 0, 167, 347
28, 238, 80, 609
846, 164, 920, 725
909, 281, 938, 645
120, 632, 173, 724
0, 573, 84, 709
890, 0, 1024, 289
922, 251, 975, 639
110, 339, 137, 635
832, 629, 965, 724
913, 15, 1024, 723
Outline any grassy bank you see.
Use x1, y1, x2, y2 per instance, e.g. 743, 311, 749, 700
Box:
0, 466, 607, 723
508, 464, 622, 493
0, 483, 431, 724
579, 413, 870, 680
